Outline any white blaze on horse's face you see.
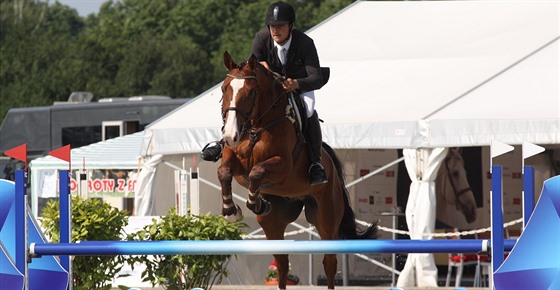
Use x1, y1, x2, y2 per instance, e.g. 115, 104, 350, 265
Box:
223, 78, 245, 148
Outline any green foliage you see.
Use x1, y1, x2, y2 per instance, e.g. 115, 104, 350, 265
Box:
40, 195, 129, 290
0, 0, 357, 122
127, 209, 248, 290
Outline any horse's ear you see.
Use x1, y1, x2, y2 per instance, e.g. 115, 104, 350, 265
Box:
450, 147, 462, 156
247, 54, 258, 70
224, 51, 236, 71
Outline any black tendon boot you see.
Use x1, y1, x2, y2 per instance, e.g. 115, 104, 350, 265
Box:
201, 140, 223, 162
306, 111, 327, 185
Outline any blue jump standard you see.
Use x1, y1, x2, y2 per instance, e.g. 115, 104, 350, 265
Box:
30, 239, 516, 256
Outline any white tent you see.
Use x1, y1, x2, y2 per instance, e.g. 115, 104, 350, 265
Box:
141, 0, 559, 157
29, 132, 145, 215
137, 1, 559, 286
30, 131, 144, 171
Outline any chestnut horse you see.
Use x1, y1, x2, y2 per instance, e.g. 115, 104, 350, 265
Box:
217, 51, 377, 289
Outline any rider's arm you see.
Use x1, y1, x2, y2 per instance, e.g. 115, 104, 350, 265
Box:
290, 31, 324, 92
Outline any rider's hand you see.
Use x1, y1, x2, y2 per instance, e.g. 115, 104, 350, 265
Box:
260, 61, 270, 70
282, 78, 299, 92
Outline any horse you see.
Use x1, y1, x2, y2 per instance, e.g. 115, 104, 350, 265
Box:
435, 148, 478, 228
216, 51, 377, 289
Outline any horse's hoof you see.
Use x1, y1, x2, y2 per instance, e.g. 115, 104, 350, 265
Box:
224, 204, 243, 222
261, 199, 271, 216
246, 199, 271, 216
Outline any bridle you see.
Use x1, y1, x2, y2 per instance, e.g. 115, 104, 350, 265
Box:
222, 64, 291, 170
222, 74, 258, 138
444, 153, 472, 200
222, 65, 289, 141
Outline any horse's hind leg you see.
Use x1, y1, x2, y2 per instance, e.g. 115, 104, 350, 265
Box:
307, 188, 345, 289
273, 254, 290, 290
323, 254, 337, 290
258, 195, 303, 289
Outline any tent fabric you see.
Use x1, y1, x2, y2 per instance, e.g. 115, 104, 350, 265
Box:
397, 147, 448, 287
30, 131, 144, 171
134, 154, 163, 216
140, 0, 560, 156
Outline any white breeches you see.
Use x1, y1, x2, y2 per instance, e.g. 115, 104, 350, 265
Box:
301, 91, 315, 118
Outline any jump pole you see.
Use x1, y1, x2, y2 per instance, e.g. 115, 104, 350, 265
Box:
15, 170, 28, 289
29, 239, 516, 256
489, 140, 514, 289
522, 141, 544, 229
59, 169, 72, 290
16, 141, 530, 288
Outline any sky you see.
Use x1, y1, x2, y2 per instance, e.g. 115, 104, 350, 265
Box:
55, 0, 107, 17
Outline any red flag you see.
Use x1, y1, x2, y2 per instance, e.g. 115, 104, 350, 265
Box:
49, 145, 71, 163
4, 144, 27, 169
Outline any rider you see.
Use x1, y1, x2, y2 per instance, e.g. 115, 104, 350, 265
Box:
201, 1, 328, 186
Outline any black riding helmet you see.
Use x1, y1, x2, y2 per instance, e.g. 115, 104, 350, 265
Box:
265, 1, 295, 25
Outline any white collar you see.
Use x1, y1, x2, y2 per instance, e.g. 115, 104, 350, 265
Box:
275, 34, 292, 52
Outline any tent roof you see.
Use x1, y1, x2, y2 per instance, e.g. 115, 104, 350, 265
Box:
30, 131, 143, 170
141, 0, 559, 156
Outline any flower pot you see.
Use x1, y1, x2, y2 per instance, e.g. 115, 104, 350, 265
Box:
264, 278, 278, 285
264, 278, 298, 285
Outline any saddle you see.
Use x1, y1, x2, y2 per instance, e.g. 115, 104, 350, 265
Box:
287, 67, 330, 132
284, 67, 330, 160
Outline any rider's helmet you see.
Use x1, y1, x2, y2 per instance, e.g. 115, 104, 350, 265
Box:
265, 1, 295, 26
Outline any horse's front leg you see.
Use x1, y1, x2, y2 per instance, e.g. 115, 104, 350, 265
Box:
217, 152, 243, 222
245, 156, 286, 216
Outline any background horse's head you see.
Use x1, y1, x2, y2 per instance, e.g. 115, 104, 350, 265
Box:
437, 148, 478, 223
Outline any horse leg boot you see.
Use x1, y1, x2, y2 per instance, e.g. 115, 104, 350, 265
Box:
305, 111, 327, 185
246, 189, 271, 216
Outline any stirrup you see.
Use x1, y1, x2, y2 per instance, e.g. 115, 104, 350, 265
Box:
309, 162, 327, 185
201, 141, 222, 162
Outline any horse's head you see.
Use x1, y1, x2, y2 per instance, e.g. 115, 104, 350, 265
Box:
439, 148, 478, 223
220, 52, 260, 148
220, 51, 285, 149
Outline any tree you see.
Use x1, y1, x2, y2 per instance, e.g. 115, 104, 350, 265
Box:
0, 0, 86, 120
0, 0, 357, 122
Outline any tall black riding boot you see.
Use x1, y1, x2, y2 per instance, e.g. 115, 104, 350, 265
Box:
306, 111, 327, 185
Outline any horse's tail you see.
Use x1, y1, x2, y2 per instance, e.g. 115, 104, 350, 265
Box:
322, 143, 378, 240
